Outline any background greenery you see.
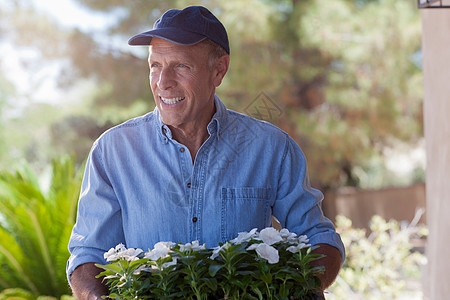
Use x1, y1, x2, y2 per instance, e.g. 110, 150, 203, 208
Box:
0, 157, 80, 298
0, 0, 425, 298
0, 0, 423, 189
328, 214, 427, 300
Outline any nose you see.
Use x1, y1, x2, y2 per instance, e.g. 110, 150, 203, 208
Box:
157, 67, 176, 90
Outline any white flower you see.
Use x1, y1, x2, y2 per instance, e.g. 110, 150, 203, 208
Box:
248, 243, 279, 264
104, 243, 127, 261
210, 242, 231, 260
117, 243, 127, 251
144, 241, 174, 261
246, 243, 259, 251
121, 248, 144, 261
156, 241, 176, 249
162, 257, 178, 269
133, 265, 150, 275
104, 243, 143, 262
285, 234, 310, 253
179, 240, 206, 252
150, 256, 179, 271
231, 228, 258, 244
286, 243, 311, 254
298, 235, 310, 244
279, 228, 298, 242
258, 227, 283, 245
104, 248, 118, 261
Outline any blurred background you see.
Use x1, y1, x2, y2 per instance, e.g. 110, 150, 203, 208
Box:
0, 0, 428, 299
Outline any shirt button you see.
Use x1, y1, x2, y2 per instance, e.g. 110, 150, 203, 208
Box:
179, 148, 185, 153
187, 182, 191, 188
192, 217, 198, 223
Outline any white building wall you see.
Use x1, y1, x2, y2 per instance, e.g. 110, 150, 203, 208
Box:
421, 3, 450, 299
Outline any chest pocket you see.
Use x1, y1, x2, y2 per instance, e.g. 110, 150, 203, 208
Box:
220, 187, 272, 242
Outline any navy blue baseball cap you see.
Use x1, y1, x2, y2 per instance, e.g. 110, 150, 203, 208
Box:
128, 6, 230, 54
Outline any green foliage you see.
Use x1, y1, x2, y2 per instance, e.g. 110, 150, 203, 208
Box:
0, 157, 82, 297
0, 288, 75, 300
327, 215, 427, 299
0, 288, 35, 300
279, 0, 423, 188
98, 228, 324, 299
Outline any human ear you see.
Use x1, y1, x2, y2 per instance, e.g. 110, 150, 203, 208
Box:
213, 54, 230, 87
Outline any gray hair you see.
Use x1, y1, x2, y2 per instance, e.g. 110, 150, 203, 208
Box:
200, 39, 229, 69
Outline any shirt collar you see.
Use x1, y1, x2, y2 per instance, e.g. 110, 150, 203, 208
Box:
209, 95, 227, 137
155, 107, 170, 144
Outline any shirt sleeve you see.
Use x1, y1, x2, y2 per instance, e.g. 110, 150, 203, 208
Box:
272, 135, 345, 263
66, 140, 125, 286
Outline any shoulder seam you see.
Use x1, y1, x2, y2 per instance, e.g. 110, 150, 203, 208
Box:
226, 110, 289, 136
98, 112, 156, 139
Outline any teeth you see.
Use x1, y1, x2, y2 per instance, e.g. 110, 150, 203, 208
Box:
160, 96, 185, 105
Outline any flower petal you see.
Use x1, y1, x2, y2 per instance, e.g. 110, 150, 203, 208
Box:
259, 227, 283, 245
246, 243, 259, 251
231, 228, 258, 244
255, 244, 279, 264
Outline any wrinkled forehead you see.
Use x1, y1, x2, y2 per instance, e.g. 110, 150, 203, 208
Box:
148, 38, 209, 61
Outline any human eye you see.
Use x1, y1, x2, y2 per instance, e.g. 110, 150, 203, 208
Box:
150, 62, 160, 68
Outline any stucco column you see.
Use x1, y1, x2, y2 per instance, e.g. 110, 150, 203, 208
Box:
420, 3, 450, 300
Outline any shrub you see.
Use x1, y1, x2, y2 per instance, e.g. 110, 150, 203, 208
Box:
326, 214, 427, 299
0, 157, 82, 298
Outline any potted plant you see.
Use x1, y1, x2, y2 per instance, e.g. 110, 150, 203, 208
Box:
97, 227, 324, 299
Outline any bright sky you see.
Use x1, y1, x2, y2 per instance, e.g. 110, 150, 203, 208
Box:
0, 0, 129, 112
28, 0, 131, 49
30, 0, 121, 31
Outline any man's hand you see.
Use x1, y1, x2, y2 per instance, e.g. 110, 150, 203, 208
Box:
310, 243, 342, 290
70, 263, 108, 300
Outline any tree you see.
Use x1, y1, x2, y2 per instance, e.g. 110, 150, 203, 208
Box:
284, 0, 423, 189
0, 0, 423, 189
216, 0, 423, 189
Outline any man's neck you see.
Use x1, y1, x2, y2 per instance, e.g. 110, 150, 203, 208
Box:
167, 99, 216, 163
170, 125, 210, 163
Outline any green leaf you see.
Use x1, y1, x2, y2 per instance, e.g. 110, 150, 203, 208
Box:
95, 263, 125, 275
208, 264, 224, 277
0, 288, 35, 300
279, 284, 289, 298
251, 286, 264, 300
260, 272, 272, 284
0, 157, 82, 296
200, 277, 217, 291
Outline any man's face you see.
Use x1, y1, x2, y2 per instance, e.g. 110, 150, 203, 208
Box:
148, 38, 221, 130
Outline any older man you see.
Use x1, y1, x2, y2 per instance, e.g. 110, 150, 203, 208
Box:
67, 6, 344, 299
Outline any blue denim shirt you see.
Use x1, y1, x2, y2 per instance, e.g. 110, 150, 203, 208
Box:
67, 96, 345, 281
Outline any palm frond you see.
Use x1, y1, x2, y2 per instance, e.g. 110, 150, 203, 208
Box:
0, 156, 82, 297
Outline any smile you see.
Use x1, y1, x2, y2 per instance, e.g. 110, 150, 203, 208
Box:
160, 96, 185, 105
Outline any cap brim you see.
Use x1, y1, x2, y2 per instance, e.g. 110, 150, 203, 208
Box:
128, 28, 207, 46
